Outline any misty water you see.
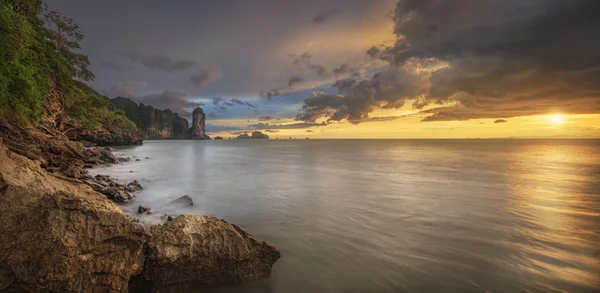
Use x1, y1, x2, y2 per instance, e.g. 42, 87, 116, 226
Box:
95, 139, 600, 293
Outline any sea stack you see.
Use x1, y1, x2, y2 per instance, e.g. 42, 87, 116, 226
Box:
190, 107, 209, 140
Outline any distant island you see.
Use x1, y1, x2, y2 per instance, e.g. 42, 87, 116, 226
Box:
236, 131, 269, 139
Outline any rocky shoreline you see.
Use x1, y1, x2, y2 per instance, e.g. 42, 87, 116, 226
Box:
0, 123, 280, 292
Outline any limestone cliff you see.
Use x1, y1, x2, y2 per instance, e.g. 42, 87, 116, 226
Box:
190, 107, 209, 140
110, 97, 190, 140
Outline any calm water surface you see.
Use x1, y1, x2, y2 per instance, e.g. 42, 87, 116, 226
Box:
96, 139, 600, 293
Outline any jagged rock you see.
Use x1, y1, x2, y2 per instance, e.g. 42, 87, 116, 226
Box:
138, 206, 151, 214
0, 138, 151, 292
85, 175, 141, 203
141, 215, 280, 292
190, 108, 209, 140
171, 195, 194, 206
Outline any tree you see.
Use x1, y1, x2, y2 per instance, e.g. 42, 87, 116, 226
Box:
44, 9, 94, 82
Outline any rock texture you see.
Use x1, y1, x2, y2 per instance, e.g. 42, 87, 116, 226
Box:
190, 107, 209, 140
0, 137, 151, 292
110, 97, 190, 140
141, 215, 281, 292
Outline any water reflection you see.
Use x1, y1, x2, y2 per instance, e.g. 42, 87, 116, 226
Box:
98, 139, 600, 293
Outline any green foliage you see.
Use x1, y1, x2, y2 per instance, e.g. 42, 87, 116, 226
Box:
0, 2, 50, 123
0, 2, 137, 138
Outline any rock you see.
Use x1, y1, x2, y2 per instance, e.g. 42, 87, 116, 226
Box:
190, 107, 209, 140
171, 195, 193, 206
236, 131, 269, 140
0, 139, 150, 292
214, 136, 224, 140
142, 215, 280, 292
145, 157, 149, 160
85, 175, 140, 203
110, 97, 190, 140
167, 216, 174, 221
138, 206, 151, 214
136, 158, 140, 161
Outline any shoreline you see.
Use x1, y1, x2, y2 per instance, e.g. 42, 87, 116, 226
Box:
0, 122, 280, 292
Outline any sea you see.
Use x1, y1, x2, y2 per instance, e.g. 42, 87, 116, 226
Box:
93, 139, 600, 293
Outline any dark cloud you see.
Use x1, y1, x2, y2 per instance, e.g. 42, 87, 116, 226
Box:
306, 130, 314, 132
100, 61, 121, 71
264, 129, 279, 133
288, 76, 304, 87
293, 53, 326, 76
295, 0, 600, 123
115, 51, 198, 72
228, 98, 257, 109
494, 119, 508, 124
190, 68, 220, 88
107, 81, 148, 98
219, 106, 227, 112
258, 116, 281, 121
134, 90, 203, 117
313, 9, 338, 24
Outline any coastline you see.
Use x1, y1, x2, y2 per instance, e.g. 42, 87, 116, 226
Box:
0, 122, 280, 292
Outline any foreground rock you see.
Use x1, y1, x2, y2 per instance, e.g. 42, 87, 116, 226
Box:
0, 138, 150, 292
141, 215, 280, 292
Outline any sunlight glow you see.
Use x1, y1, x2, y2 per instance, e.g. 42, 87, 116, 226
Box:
549, 114, 565, 125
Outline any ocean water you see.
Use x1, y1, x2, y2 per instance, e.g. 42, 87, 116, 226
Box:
95, 139, 600, 293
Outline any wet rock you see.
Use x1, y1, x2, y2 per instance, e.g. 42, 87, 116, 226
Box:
0, 139, 150, 292
145, 157, 150, 160
138, 206, 151, 214
142, 215, 280, 292
190, 108, 209, 140
136, 159, 141, 162
84, 175, 140, 203
171, 195, 194, 206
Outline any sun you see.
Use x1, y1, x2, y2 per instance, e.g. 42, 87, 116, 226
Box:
549, 114, 564, 125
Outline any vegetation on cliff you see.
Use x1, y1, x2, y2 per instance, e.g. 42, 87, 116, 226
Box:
0, 0, 137, 144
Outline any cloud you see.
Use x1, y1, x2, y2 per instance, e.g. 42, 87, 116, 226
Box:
313, 9, 338, 24
264, 129, 279, 133
190, 67, 220, 88
248, 122, 326, 130
227, 98, 257, 108
211, 97, 223, 105
494, 119, 508, 124
306, 130, 314, 132
100, 61, 121, 71
288, 76, 304, 87
107, 81, 148, 98
133, 90, 203, 117
294, 0, 600, 122
258, 116, 276, 121
115, 51, 198, 72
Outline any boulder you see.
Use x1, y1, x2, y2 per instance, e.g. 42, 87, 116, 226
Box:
142, 215, 280, 292
0, 138, 151, 292
171, 195, 194, 206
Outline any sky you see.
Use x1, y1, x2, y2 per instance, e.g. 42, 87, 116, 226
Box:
47, 0, 600, 138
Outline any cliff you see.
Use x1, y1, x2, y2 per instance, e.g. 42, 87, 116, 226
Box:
190, 107, 209, 139
110, 97, 191, 140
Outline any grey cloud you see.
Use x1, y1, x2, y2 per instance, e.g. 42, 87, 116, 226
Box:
107, 81, 148, 98
100, 61, 121, 71
313, 9, 338, 24
264, 129, 279, 133
115, 51, 197, 72
296, 0, 600, 123
224, 101, 235, 107
494, 119, 508, 124
258, 116, 276, 121
190, 68, 220, 88
134, 90, 203, 117
228, 98, 257, 109
212, 97, 223, 105
288, 76, 304, 87
306, 130, 314, 132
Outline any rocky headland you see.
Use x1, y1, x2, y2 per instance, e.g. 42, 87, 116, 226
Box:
236, 131, 269, 139
110, 97, 209, 140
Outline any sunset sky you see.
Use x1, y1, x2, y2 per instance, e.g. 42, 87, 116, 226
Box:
47, 0, 600, 138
